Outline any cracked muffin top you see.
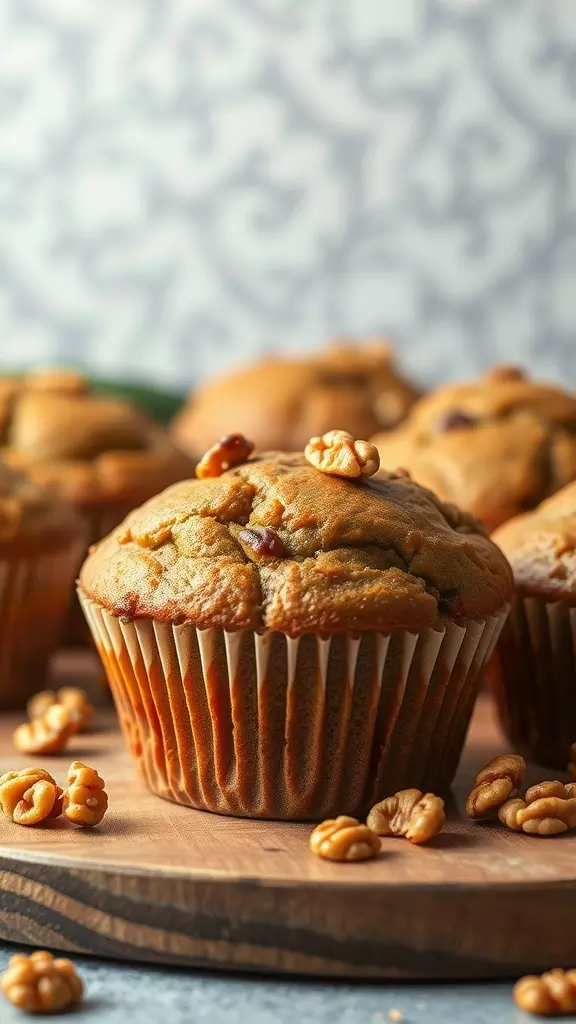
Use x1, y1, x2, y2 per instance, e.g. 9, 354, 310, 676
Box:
0, 369, 192, 508
80, 450, 512, 636
0, 457, 85, 554
493, 480, 576, 599
171, 341, 421, 459
372, 366, 576, 533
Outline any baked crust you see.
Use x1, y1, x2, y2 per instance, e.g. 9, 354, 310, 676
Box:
373, 368, 576, 531
80, 452, 512, 635
171, 341, 420, 459
0, 458, 85, 555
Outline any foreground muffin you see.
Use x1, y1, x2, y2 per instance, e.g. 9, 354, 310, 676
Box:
490, 482, 576, 768
0, 459, 85, 708
373, 366, 576, 532
171, 341, 420, 459
79, 431, 511, 820
0, 369, 192, 638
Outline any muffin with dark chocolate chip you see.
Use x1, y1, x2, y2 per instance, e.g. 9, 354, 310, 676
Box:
171, 339, 421, 459
0, 458, 85, 708
79, 431, 512, 820
490, 481, 576, 769
372, 367, 576, 532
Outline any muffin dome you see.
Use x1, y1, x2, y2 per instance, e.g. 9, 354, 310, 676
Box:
0, 457, 84, 553
373, 367, 576, 532
0, 369, 191, 508
492, 480, 576, 598
80, 451, 512, 636
171, 341, 420, 459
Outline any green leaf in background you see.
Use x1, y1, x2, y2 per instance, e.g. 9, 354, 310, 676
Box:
89, 378, 186, 425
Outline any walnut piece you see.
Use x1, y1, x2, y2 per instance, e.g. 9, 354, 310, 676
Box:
63, 761, 108, 827
0, 950, 83, 1014
466, 753, 525, 819
27, 687, 95, 732
13, 704, 79, 755
304, 430, 380, 479
195, 433, 254, 479
499, 795, 576, 835
525, 781, 575, 803
0, 768, 63, 825
367, 789, 445, 844
309, 816, 381, 862
514, 969, 576, 1015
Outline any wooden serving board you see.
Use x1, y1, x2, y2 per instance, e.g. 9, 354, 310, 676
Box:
1, 652, 575, 980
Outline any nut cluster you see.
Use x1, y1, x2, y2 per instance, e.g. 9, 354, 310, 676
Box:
514, 969, 576, 1016
27, 687, 95, 732
304, 430, 380, 479
466, 753, 525, 819
0, 950, 83, 1014
195, 433, 254, 479
0, 762, 107, 828
367, 789, 445, 844
310, 788, 445, 863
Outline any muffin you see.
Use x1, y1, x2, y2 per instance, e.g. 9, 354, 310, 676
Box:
373, 366, 576, 532
0, 458, 85, 708
490, 481, 576, 769
79, 431, 511, 820
171, 340, 421, 459
0, 369, 192, 638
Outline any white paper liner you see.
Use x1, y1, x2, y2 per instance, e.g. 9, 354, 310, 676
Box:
80, 593, 509, 819
0, 546, 81, 709
492, 596, 576, 769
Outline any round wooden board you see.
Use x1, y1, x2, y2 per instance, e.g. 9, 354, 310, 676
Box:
1, 653, 576, 980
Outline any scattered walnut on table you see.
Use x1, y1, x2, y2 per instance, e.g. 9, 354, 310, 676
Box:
0, 950, 83, 1014
514, 968, 576, 1015
367, 789, 445, 844
525, 781, 574, 803
499, 793, 576, 836
63, 761, 108, 827
0, 768, 63, 825
195, 433, 254, 479
309, 816, 381, 862
304, 430, 380, 479
466, 753, 525, 819
27, 686, 95, 732
13, 703, 79, 755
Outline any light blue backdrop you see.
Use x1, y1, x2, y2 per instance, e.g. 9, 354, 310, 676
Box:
0, 0, 574, 390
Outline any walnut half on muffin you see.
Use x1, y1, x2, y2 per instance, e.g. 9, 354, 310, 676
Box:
171, 340, 421, 459
373, 367, 576, 532
79, 434, 512, 820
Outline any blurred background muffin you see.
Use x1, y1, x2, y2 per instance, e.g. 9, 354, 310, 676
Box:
490, 481, 576, 769
0, 458, 85, 708
373, 367, 576, 532
172, 340, 420, 459
0, 368, 192, 639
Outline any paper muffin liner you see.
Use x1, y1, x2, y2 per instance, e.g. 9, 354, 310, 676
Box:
490, 596, 576, 769
80, 594, 508, 819
0, 545, 82, 710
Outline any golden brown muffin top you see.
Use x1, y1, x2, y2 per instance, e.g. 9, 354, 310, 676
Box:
171, 341, 421, 459
493, 480, 576, 599
373, 367, 576, 532
0, 369, 192, 508
80, 450, 512, 636
0, 457, 85, 554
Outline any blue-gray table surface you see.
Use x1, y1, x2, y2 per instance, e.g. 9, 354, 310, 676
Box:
0, 942, 533, 1023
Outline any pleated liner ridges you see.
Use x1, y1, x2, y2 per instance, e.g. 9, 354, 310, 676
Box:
0, 549, 80, 710
490, 596, 576, 771
81, 595, 507, 820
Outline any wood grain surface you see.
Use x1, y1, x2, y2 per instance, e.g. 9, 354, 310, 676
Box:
0, 652, 575, 979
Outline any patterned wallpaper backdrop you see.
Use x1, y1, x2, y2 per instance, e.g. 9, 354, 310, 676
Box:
0, 0, 574, 391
